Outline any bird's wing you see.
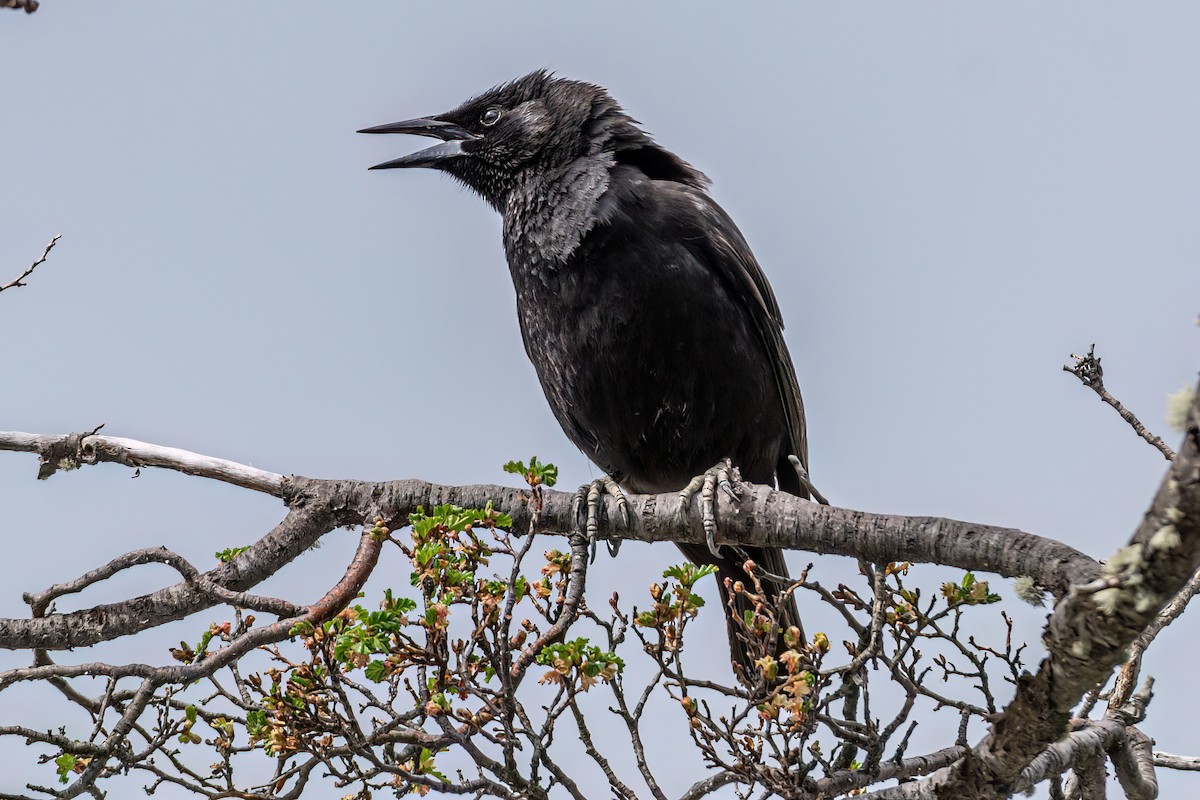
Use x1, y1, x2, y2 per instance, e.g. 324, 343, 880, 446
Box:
656, 181, 810, 484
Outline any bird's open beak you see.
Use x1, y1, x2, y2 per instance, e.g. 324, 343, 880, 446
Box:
357, 117, 478, 170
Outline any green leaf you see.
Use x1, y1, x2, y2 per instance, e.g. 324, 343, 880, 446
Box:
364, 660, 388, 683
189, 628, 216, 664
55, 753, 75, 784
245, 709, 266, 737
214, 545, 250, 563
664, 563, 718, 587
503, 456, 559, 488
389, 595, 417, 614
415, 747, 448, 780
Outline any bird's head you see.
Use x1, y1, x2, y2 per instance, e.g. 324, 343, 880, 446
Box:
360, 70, 707, 209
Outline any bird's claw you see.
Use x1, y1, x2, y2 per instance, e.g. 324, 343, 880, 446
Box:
677, 458, 742, 557
572, 477, 629, 562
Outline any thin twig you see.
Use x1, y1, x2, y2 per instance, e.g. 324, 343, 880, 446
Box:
508, 533, 589, 680
0, 235, 59, 294
1064, 344, 1176, 461
821, 564, 887, 677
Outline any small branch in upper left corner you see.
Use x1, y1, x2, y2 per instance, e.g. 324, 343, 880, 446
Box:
0, 0, 40, 12
0, 235, 61, 295
1064, 343, 1177, 461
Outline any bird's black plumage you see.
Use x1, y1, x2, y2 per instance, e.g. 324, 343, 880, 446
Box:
362, 71, 811, 675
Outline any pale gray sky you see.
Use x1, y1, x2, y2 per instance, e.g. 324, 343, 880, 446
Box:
2, 4, 1198, 798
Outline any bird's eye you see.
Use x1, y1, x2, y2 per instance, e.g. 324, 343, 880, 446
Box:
480, 107, 502, 126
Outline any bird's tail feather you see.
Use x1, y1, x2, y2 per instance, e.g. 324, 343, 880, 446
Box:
676, 543, 802, 682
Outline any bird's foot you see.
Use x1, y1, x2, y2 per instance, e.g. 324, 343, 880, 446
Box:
571, 477, 630, 561
676, 458, 742, 557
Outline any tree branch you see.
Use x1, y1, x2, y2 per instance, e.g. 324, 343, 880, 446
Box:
677, 771, 739, 800
0, 503, 338, 652
1105, 561, 1200, 711
0, 430, 1100, 616
43, 530, 381, 799
0, 235, 59, 294
1, 429, 285, 495
7, 402, 1195, 799
1062, 745, 1107, 800
1107, 724, 1157, 800
1064, 344, 1177, 461
509, 533, 589, 681
858, 719, 1157, 800
814, 745, 969, 796
1154, 751, 1200, 771
920, 378, 1200, 798
23, 546, 302, 619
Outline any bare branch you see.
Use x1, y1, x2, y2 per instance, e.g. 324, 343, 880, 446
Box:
0, 430, 285, 495
1154, 751, 1200, 771
677, 771, 740, 800
65, 678, 157, 799
0, 235, 59, 294
4, 531, 379, 693
1062, 746, 1107, 800
913, 379, 1200, 798
509, 534, 589, 681
858, 719, 1158, 800
1107, 724, 1157, 800
566, 695, 638, 800
0, 430, 1102, 599
23, 546, 301, 619
814, 745, 969, 796
0, 503, 337, 652
1106, 563, 1200, 711
1064, 344, 1177, 461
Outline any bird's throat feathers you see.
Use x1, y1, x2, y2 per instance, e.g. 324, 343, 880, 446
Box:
502, 158, 611, 271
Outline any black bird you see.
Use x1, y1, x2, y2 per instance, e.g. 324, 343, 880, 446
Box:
361, 71, 819, 677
